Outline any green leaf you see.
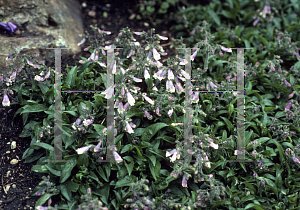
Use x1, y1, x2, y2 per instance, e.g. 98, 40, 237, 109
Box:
220, 116, 234, 131
60, 183, 72, 202
228, 103, 234, 118
245, 203, 264, 210
125, 107, 144, 118
141, 123, 169, 142
60, 158, 77, 183
208, 9, 220, 26
31, 142, 54, 152
20, 104, 49, 114
148, 155, 156, 166
44, 164, 61, 177
65, 66, 78, 89
267, 139, 285, 164
35, 194, 55, 208
264, 178, 278, 199
254, 34, 267, 46
124, 161, 134, 176
115, 175, 137, 188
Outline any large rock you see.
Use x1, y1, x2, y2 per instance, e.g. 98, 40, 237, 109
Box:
0, 0, 84, 78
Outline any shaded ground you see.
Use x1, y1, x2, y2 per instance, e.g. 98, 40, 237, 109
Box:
0, 0, 193, 209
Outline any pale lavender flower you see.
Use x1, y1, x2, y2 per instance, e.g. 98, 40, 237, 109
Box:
133, 31, 143, 35
157, 34, 168, 40
181, 70, 190, 79
226, 75, 231, 80
278, 67, 282, 73
10, 71, 16, 82
37, 206, 48, 210
190, 29, 195, 34
166, 80, 175, 93
112, 61, 117, 74
34, 75, 45, 82
2, 90, 10, 106
209, 81, 217, 89
182, 174, 188, 187
166, 149, 178, 162
94, 141, 102, 152
292, 157, 300, 164
156, 106, 161, 116
144, 110, 153, 120
271, 65, 275, 71
125, 121, 134, 134
289, 91, 296, 98
253, 19, 259, 26
101, 85, 115, 99
132, 76, 143, 83
83, 119, 94, 127
221, 46, 232, 53
192, 91, 199, 103
168, 68, 174, 80
262, 5, 271, 18
179, 58, 188, 65
129, 122, 136, 128
153, 47, 161, 61
127, 49, 133, 58
113, 151, 123, 163
204, 154, 211, 168
124, 102, 130, 110
285, 102, 292, 111
168, 108, 173, 117
260, 180, 265, 187
75, 118, 82, 125
127, 91, 135, 106
44, 70, 51, 79
253, 173, 257, 178
76, 145, 92, 155
142, 94, 154, 105
284, 79, 291, 87
144, 69, 150, 79
145, 198, 154, 204
78, 37, 86, 46
118, 101, 124, 114
9, 90, 13, 95
191, 50, 198, 61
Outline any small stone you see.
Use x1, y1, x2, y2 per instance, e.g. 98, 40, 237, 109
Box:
88, 10, 96, 17
11, 141, 16, 150
82, 2, 87, 8
144, 22, 149, 27
12, 184, 16, 189
129, 13, 136, 20
10, 159, 19, 165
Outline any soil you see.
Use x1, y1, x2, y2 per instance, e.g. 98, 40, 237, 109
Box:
0, 0, 200, 209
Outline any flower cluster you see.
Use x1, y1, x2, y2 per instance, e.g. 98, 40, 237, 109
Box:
77, 188, 108, 210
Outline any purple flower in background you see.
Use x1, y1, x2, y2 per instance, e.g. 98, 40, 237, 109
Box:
285, 102, 292, 111
182, 174, 188, 187
76, 145, 92, 155
284, 79, 291, 87
209, 81, 217, 89
253, 19, 260, 26
2, 90, 10, 107
292, 157, 300, 164
221, 46, 232, 53
260, 180, 265, 187
0, 22, 19, 35
278, 67, 282, 73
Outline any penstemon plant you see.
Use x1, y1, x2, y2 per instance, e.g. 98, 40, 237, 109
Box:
1, 17, 299, 209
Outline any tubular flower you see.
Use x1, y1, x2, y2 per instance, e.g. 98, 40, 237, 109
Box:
180, 70, 190, 79
94, 141, 102, 152
209, 81, 217, 89
156, 106, 162, 116
166, 149, 179, 162
168, 68, 174, 80
191, 50, 198, 61
144, 69, 150, 79
113, 151, 123, 163
285, 102, 292, 111
208, 137, 218, 149
157, 34, 168, 40
292, 157, 300, 164
221, 46, 232, 53
76, 145, 92, 155
182, 175, 188, 187
10, 71, 16, 82
253, 19, 259, 26
129, 122, 136, 128
101, 85, 115, 99
284, 79, 291, 87
168, 108, 173, 117
127, 91, 135, 106
142, 94, 155, 105
204, 154, 211, 168
166, 80, 175, 93
289, 91, 296, 98
125, 121, 134, 134
2, 90, 10, 106
144, 110, 153, 120
153, 47, 161, 61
